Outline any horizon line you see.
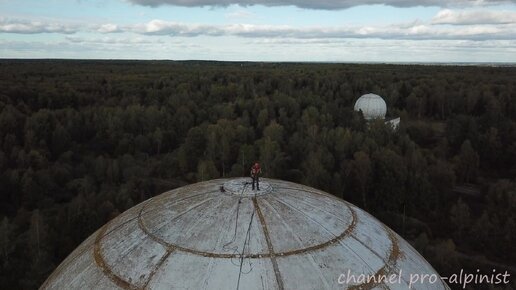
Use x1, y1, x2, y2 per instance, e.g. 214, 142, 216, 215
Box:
1, 58, 516, 67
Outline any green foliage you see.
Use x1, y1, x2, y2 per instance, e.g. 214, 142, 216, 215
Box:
347, 151, 371, 209
454, 140, 480, 183
450, 198, 471, 240
0, 60, 515, 288
196, 160, 219, 182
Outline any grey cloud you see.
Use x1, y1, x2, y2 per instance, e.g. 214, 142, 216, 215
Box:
245, 38, 516, 51
130, 20, 226, 36
123, 19, 516, 41
432, 9, 516, 25
65, 36, 165, 44
127, 0, 516, 9
97, 24, 123, 33
0, 18, 78, 34
2, 16, 515, 42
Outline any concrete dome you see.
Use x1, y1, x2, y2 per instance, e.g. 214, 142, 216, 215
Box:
41, 178, 448, 290
354, 93, 387, 120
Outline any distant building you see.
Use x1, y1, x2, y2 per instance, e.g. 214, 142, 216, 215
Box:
354, 93, 400, 129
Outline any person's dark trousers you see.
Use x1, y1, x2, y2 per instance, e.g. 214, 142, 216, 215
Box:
252, 176, 260, 190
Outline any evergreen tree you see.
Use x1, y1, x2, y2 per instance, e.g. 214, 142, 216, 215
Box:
454, 140, 479, 183
450, 198, 471, 241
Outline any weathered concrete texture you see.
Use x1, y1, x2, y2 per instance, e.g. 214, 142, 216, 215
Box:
41, 178, 449, 290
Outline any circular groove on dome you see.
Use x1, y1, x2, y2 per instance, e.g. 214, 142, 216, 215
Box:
136, 185, 359, 258
223, 179, 272, 196
93, 224, 136, 289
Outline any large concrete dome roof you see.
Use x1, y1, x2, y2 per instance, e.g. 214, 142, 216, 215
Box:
42, 178, 448, 290
354, 93, 388, 120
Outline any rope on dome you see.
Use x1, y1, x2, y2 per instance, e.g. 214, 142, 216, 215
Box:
220, 179, 256, 289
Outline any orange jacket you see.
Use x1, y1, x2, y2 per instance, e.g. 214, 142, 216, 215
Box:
250, 163, 261, 177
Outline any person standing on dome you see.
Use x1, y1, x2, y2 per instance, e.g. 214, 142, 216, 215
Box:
250, 162, 261, 190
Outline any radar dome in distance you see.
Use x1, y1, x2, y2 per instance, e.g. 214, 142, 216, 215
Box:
354, 93, 388, 120
41, 178, 449, 290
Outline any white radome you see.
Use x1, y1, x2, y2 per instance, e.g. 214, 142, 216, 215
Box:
41, 178, 448, 290
354, 93, 388, 120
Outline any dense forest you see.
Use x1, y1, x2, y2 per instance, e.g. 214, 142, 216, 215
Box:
0, 60, 515, 289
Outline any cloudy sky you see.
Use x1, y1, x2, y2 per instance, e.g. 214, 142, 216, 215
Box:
1, 0, 516, 62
